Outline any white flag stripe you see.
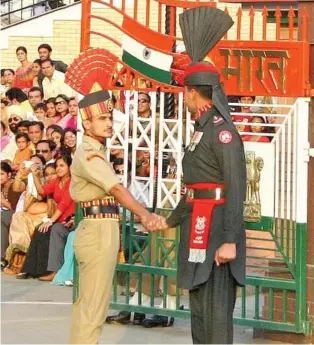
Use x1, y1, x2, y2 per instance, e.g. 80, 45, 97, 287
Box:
122, 35, 173, 72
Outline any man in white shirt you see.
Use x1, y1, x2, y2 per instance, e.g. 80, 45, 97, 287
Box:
41, 59, 75, 100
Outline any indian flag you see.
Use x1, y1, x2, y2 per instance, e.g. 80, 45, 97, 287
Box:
122, 18, 174, 84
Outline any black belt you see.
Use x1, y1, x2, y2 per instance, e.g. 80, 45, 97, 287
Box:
81, 204, 119, 219
186, 188, 225, 200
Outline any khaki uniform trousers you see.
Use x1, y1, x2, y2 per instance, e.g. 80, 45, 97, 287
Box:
70, 219, 119, 344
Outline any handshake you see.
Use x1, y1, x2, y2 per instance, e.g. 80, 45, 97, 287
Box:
140, 213, 169, 232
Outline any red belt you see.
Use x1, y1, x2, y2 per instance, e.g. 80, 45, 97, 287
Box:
185, 183, 225, 263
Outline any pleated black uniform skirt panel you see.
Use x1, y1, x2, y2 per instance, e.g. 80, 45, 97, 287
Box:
189, 263, 237, 344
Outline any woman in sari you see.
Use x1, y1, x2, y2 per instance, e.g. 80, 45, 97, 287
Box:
54, 95, 76, 129
3, 156, 56, 275
21, 155, 75, 280
13, 47, 34, 93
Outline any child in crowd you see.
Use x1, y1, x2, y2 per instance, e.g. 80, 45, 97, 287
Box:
46, 124, 62, 140
34, 103, 47, 122
51, 129, 63, 150
46, 98, 57, 118
242, 116, 270, 143
17, 120, 31, 134
12, 132, 32, 171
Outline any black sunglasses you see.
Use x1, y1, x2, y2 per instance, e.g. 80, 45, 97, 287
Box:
55, 101, 66, 105
8, 117, 20, 123
36, 149, 49, 154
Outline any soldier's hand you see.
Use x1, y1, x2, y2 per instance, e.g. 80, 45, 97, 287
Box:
215, 243, 236, 266
140, 214, 168, 232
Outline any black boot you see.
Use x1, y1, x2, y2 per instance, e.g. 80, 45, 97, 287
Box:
132, 312, 146, 325
106, 311, 131, 324
106, 311, 146, 325
141, 315, 174, 328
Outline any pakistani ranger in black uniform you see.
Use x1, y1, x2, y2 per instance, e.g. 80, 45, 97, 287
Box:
148, 6, 247, 344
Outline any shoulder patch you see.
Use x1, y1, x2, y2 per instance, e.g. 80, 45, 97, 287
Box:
218, 130, 233, 144
86, 153, 106, 161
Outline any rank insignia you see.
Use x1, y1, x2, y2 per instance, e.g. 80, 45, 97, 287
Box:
213, 115, 223, 125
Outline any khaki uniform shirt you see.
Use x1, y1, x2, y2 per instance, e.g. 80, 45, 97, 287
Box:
70, 135, 120, 202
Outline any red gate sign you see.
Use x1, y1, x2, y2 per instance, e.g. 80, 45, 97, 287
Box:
209, 41, 310, 97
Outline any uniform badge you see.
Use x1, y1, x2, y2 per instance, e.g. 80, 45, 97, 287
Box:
219, 130, 233, 144
213, 115, 223, 125
195, 216, 206, 234
189, 131, 203, 151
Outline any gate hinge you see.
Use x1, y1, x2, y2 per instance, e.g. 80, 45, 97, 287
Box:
305, 148, 314, 161
303, 320, 312, 337
304, 142, 314, 162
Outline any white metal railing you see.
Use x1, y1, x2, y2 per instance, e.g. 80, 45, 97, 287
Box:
78, 94, 309, 228
0, 0, 77, 26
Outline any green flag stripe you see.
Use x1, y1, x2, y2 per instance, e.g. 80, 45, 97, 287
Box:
122, 51, 172, 84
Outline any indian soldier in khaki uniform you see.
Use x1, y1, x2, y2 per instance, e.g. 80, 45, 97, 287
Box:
69, 90, 162, 344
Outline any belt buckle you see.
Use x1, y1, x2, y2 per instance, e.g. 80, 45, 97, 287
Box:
215, 188, 221, 200
187, 188, 194, 199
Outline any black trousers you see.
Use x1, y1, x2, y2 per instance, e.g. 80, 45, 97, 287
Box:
189, 263, 237, 344
22, 226, 52, 276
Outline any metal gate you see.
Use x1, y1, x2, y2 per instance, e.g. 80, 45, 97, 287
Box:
101, 95, 310, 334
73, 0, 312, 335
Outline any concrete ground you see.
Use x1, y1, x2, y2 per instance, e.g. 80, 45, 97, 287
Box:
1, 274, 285, 344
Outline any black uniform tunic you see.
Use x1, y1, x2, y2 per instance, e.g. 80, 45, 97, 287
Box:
167, 107, 246, 290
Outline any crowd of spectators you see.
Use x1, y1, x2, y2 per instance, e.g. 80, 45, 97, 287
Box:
228, 95, 277, 143
1, 43, 78, 284
1, 42, 277, 287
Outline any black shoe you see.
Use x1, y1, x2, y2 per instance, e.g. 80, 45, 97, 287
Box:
1, 258, 8, 270
106, 311, 146, 325
106, 311, 131, 324
16, 272, 31, 280
141, 315, 174, 328
132, 312, 146, 326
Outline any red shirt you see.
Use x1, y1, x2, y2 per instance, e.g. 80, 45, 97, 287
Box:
43, 178, 75, 222
232, 114, 252, 133
242, 135, 270, 143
